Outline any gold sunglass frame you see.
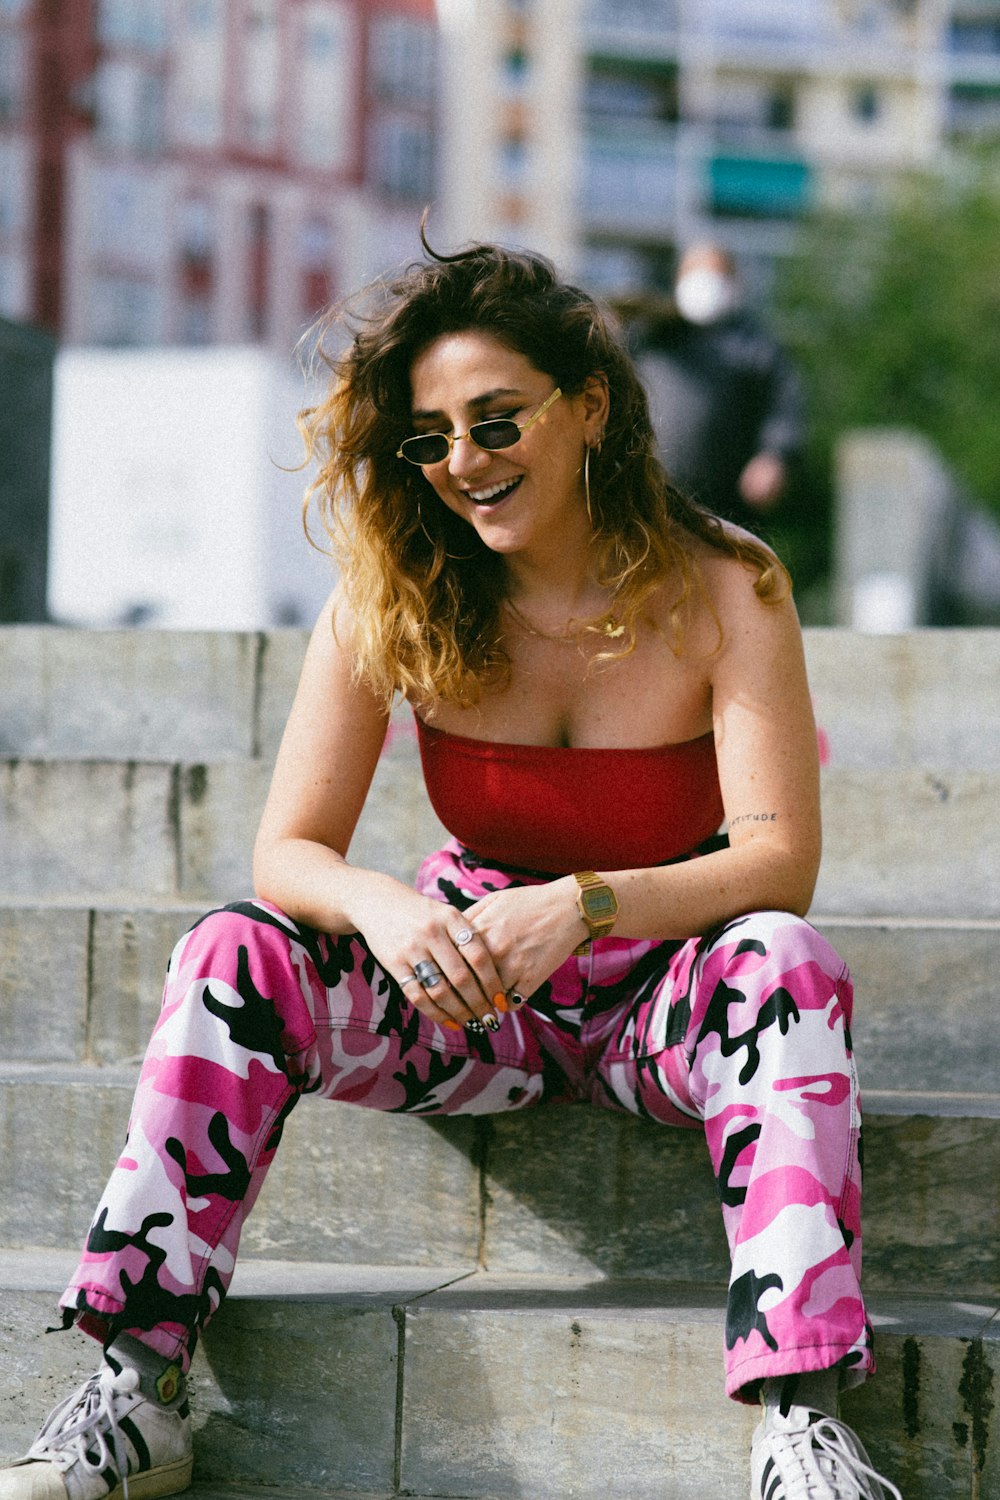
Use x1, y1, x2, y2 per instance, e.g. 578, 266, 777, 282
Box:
396, 387, 563, 466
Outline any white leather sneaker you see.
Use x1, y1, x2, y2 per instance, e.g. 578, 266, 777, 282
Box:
0, 1364, 192, 1500
751, 1402, 902, 1499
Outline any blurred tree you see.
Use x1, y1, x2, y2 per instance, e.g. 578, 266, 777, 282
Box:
768, 146, 1000, 614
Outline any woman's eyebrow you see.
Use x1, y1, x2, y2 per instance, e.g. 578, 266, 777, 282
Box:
410, 387, 526, 423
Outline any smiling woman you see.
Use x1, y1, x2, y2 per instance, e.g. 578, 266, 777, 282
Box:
1, 232, 901, 1500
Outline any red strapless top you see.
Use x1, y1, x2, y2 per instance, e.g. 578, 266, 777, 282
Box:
415, 717, 724, 874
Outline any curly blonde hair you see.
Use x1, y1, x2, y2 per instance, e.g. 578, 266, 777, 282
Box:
301, 237, 786, 708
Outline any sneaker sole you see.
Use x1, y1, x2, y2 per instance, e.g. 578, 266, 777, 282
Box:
106, 1455, 193, 1500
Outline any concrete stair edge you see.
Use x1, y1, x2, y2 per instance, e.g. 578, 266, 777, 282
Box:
1, 1253, 996, 1500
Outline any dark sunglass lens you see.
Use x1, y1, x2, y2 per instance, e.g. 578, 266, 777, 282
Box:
471, 419, 521, 451
403, 435, 449, 464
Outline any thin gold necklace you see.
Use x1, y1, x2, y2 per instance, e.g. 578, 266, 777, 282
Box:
503, 598, 625, 643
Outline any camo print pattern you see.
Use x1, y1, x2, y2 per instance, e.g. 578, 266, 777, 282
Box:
61, 838, 872, 1402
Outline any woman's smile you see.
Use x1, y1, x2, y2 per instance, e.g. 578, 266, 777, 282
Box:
409, 330, 592, 555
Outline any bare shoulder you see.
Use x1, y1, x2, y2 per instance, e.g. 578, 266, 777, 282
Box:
689, 528, 804, 668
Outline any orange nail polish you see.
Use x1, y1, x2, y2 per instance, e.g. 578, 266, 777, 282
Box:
493, 992, 508, 1013
443, 1019, 461, 1031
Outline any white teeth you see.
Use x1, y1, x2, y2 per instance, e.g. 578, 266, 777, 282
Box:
467, 478, 519, 503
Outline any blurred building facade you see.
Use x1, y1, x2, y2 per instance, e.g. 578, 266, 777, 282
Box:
437, 0, 1000, 297
0, 0, 438, 355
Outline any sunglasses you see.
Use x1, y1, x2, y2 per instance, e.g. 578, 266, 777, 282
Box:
396, 388, 562, 467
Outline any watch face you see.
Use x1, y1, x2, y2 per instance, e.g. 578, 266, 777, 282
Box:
582, 887, 618, 919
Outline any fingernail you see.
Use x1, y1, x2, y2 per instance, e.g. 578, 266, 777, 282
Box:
465, 1018, 486, 1035
483, 1014, 501, 1033
442, 1019, 461, 1031
493, 992, 508, 1013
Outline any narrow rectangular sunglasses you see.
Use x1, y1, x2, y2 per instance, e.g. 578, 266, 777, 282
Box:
396, 387, 562, 467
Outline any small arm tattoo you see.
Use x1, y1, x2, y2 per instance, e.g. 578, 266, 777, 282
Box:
729, 811, 778, 829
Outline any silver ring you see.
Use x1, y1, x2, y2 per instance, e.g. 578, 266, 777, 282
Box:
452, 926, 475, 947
399, 974, 421, 987
414, 959, 445, 988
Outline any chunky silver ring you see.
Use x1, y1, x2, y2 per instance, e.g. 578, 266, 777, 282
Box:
414, 959, 445, 988
452, 926, 475, 947
399, 974, 421, 987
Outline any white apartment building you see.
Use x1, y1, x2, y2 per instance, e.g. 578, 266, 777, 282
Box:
437, 0, 1000, 295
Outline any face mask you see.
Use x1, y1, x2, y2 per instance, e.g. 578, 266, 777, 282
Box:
674, 268, 739, 325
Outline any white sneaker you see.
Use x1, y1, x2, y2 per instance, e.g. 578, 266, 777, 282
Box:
0, 1365, 192, 1500
751, 1402, 902, 1499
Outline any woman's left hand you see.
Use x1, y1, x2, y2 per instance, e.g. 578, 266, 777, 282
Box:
462, 877, 584, 1003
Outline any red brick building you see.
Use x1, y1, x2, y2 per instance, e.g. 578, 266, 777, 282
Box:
0, 0, 438, 353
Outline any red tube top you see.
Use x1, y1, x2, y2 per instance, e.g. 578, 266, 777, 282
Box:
415, 717, 724, 874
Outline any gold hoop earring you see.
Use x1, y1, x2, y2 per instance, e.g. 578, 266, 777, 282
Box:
416, 494, 478, 561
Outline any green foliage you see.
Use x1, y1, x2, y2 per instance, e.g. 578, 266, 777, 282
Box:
773, 148, 1000, 527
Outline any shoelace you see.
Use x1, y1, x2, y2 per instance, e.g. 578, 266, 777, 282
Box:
28, 1365, 138, 1500
776, 1413, 903, 1500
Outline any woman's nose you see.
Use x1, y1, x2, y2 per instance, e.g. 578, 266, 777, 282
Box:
447, 434, 488, 479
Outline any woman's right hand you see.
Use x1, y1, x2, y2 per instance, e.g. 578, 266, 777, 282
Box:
358, 879, 511, 1034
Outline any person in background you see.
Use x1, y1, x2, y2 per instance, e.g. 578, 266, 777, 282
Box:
0, 236, 901, 1500
634, 243, 805, 533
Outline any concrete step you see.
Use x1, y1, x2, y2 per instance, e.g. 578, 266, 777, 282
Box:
1, 1069, 996, 1297
1, 1251, 996, 1500
2, 755, 996, 916
0, 627, 305, 765
3, 905, 997, 1093
0, 739, 447, 903
4, 626, 999, 772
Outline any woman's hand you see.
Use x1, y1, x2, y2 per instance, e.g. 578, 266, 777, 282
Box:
357, 880, 514, 1033
462, 877, 584, 1007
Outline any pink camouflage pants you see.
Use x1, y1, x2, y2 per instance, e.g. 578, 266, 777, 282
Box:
60, 839, 874, 1403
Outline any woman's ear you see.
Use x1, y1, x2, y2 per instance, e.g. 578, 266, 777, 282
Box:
581, 373, 611, 443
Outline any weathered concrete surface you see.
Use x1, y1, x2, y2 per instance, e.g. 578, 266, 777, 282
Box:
817, 918, 1000, 1094
0, 906, 90, 1061
4, 757, 993, 914
0, 1069, 482, 1267
805, 628, 1000, 769
0, 1252, 471, 1495
0, 628, 263, 762
815, 769, 998, 918
3, 1068, 997, 1295
0, 760, 179, 901
1, 1253, 994, 1500
4, 626, 999, 771
399, 1277, 998, 1500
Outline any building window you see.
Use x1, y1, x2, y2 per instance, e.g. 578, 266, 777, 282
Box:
88, 163, 166, 273
851, 84, 881, 123
94, 60, 165, 153
174, 0, 226, 147
0, 33, 25, 123
299, 215, 334, 319
295, 1, 354, 171
370, 116, 435, 201
96, 0, 168, 51
90, 275, 161, 345
239, 0, 281, 154
247, 202, 271, 342
370, 15, 436, 103
177, 194, 215, 344
948, 19, 1000, 55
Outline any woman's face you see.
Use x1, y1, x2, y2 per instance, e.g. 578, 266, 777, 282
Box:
406, 330, 606, 559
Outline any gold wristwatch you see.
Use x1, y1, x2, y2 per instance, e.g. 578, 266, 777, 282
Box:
573, 870, 620, 954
